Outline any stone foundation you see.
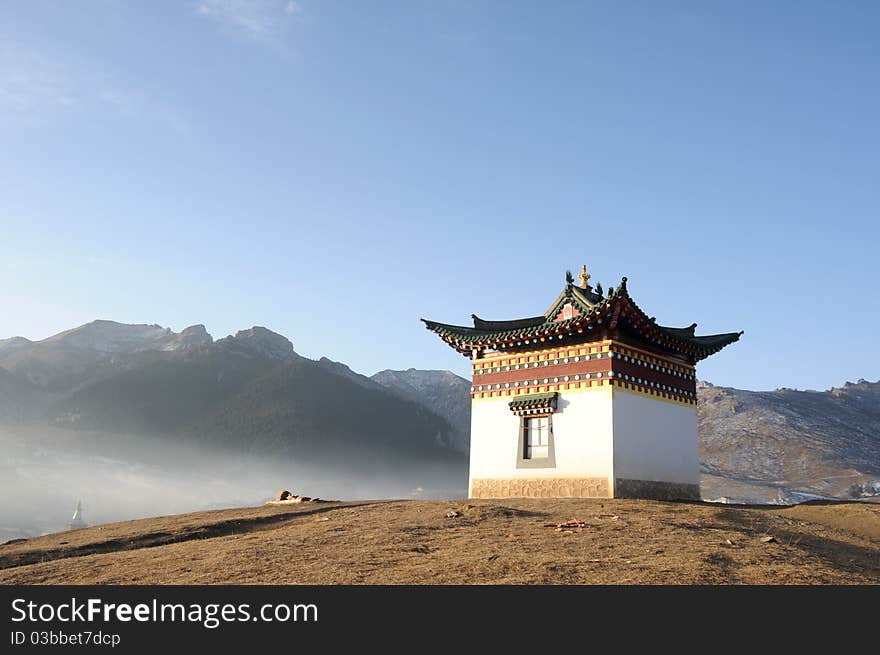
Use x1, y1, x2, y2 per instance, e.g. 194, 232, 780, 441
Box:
470, 477, 610, 499
614, 478, 700, 501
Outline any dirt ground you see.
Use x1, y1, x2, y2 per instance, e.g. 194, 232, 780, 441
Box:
0, 498, 877, 584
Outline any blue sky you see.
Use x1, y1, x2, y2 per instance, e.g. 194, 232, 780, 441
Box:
1, 1, 878, 391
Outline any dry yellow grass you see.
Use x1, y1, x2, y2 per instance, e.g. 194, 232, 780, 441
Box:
1, 499, 877, 584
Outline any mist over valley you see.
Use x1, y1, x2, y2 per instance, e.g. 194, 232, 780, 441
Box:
0, 321, 467, 540
1, 320, 878, 541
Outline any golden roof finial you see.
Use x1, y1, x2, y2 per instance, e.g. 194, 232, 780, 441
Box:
578, 264, 591, 289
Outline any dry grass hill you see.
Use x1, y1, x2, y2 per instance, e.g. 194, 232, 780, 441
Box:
1, 498, 877, 585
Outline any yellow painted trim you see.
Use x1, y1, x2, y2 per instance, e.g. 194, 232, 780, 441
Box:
472, 383, 614, 403
471, 380, 695, 407
610, 383, 697, 409
474, 340, 614, 367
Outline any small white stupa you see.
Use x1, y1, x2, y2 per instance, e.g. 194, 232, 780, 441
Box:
67, 501, 87, 530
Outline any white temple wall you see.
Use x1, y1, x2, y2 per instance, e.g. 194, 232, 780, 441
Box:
611, 389, 700, 485
468, 388, 614, 494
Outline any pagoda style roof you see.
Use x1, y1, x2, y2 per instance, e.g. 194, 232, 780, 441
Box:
471, 314, 546, 331
422, 273, 743, 363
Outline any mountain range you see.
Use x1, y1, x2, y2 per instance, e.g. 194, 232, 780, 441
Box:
1, 320, 878, 506
697, 379, 880, 503
0, 321, 470, 453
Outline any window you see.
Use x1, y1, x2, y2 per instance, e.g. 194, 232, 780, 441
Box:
511, 393, 557, 469
523, 415, 550, 459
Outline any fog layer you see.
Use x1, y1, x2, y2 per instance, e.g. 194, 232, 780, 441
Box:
0, 424, 466, 541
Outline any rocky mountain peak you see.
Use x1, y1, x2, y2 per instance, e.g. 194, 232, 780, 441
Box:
181, 324, 210, 337
0, 337, 32, 352
43, 320, 173, 353
373, 368, 468, 394
218, 326, 295, 360
158, 324, 214, 351
370, 368, 472, 453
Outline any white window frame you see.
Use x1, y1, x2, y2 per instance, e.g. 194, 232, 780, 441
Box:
523, 414, 551, 460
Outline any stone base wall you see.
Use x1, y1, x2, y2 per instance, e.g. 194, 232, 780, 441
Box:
470, 477, 610, 499
613, 478, 700, 501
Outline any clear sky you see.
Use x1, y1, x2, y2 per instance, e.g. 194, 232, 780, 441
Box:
1, 1, 878, 391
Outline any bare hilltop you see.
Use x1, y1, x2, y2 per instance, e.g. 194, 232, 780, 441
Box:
1, 498, 877, 585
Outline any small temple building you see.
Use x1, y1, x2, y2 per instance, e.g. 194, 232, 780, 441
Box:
423, 265, 742, 501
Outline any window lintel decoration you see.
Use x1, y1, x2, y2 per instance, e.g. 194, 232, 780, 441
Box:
508, 391, 558, 417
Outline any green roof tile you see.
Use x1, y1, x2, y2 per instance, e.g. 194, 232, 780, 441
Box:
422, 274, 743, 362
508, 392, 558, 413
